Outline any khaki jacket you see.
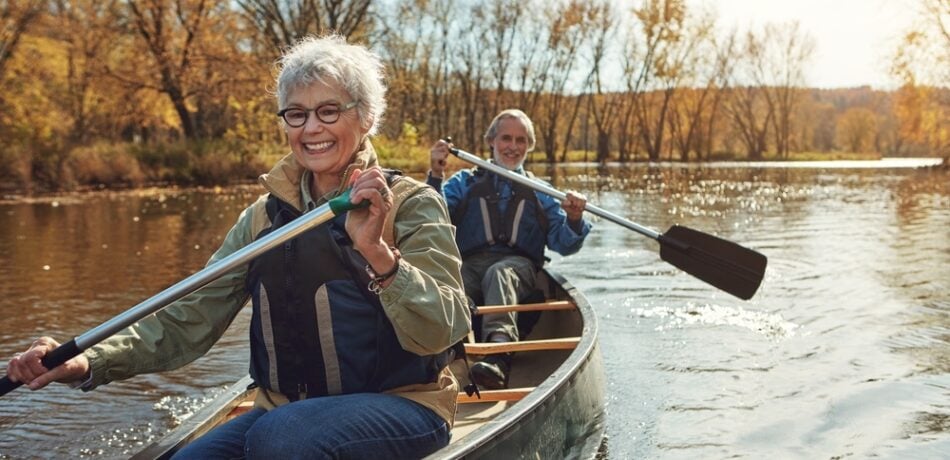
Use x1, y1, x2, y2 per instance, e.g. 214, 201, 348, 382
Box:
83, 141, 470, 426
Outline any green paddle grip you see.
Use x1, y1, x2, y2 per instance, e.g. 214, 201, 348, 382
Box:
328, 188, 371, 215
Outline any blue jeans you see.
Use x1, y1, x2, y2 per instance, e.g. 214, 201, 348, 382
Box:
172, 392, 449, 459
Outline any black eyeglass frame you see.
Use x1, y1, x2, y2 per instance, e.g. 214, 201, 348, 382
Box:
276, 100, 360, 128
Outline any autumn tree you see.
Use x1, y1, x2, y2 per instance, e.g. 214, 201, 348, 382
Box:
45, 0, 125, 143
236, 0, 372, 60
0, 0, 43, 79
891, 0, 950, 156
837, 107, 878, 153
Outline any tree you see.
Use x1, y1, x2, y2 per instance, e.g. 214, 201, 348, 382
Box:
837, 107, 878, 153
47, 0, 124, 143
0, 0, 43, 79
761, 22, 815, 158
581, 0, 619, 164
119, 0, 255, 140
236, 0, 372, 59
891, 0, 950, 156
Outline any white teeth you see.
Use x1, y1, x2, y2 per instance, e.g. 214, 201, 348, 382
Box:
305, 141, 333, 151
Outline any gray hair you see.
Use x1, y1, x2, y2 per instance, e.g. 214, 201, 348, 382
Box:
484, 109, 536, 152
276, 35, 386, 136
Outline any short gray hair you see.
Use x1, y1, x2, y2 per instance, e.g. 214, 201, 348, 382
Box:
484, 109, 536, 152
276, 35, 386, 136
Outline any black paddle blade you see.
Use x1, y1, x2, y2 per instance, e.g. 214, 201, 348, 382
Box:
658, 225, 767, 300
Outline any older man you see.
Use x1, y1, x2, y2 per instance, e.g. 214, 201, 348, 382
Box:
427, 109, 591, 389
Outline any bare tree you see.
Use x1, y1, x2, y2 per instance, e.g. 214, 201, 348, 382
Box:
534, 0, 596, 162
452, 3, 491, 153
761, 22, 814, 158
666, 6, 716, 161
236, 0, 372, 58
724, 28, 774, 159
582, 0, 619, 163
485, 0, 525, 117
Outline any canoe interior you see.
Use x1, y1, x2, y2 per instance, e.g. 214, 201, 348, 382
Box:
133, 268, 605, 460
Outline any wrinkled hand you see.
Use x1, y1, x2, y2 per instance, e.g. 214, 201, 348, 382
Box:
5, 336, 89, 390
344, 167, 400, 288
345, 167, 393, 252
562, 191, 587, 223
429, 139, 453, 179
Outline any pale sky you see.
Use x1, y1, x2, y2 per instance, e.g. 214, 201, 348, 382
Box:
699, 0, 919, 89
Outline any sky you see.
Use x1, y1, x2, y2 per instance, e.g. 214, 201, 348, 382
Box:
698, 0, 919, 89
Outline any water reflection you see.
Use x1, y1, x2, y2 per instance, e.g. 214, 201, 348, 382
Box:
0, 164, 947, 458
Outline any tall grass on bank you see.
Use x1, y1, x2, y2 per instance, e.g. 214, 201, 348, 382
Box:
0, 135, 894, 196
0, 139, 286, 194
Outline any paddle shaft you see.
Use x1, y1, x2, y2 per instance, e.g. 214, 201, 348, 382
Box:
447, 147, 766, 300
448, 148, 661, 240
0, 192, 360, 397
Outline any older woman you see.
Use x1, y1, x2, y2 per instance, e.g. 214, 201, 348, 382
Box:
5, 36, 470, 458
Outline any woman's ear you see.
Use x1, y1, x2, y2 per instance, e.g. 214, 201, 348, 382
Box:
362, 115, 375, 135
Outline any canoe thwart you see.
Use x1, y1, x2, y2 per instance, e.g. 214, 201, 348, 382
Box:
464, 337, 580, 355
457, 387, 535, 404
474, 300, 575, 315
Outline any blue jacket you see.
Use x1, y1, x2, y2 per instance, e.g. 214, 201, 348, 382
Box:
428, 166, 591, 265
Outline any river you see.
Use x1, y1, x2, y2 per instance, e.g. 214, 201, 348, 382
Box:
0, 159, 947, 458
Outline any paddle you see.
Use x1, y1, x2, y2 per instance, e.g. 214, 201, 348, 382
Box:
0, 190, 366, 397
446, 147, 767, 300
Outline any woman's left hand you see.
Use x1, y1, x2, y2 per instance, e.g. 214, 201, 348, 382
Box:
345, 166, 394, 252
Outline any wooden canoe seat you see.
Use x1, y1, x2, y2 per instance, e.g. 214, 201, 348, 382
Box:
464, 337, 580, 355
474, 300, 574, 315
457, 387, 535, 404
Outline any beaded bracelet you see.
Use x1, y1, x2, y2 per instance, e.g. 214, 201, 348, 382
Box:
366, 247, 401, 294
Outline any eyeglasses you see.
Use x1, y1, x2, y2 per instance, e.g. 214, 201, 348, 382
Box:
277, 100, 359, 128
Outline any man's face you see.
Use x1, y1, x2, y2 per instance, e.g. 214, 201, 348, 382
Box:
490, 117, 530, 170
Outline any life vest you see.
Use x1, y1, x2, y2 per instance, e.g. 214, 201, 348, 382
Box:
452, 167, 549, 265
245, 172, 453, 400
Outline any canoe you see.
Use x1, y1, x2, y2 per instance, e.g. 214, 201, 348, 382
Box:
132, 268, 606, 459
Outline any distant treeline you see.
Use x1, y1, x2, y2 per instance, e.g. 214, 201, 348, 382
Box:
1, 0, 947, 193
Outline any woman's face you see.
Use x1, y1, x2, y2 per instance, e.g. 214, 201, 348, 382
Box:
490, 117, 530, 170
283, 79, 368, 186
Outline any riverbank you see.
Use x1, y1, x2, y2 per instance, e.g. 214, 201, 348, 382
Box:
1, 138, 942, 197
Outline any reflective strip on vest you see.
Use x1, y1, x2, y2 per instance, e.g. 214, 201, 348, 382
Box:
314, 285, 342, 395
509, 200, 526, 248
479, 197, 495, 245
259, 284, 281, 393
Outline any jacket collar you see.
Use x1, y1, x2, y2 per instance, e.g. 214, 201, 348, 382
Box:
258, 139, 380, 212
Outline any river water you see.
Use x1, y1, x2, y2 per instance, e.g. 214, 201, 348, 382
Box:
0, 160, 947, 459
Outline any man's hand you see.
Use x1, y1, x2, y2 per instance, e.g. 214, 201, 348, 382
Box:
429, 139, 453, 179
562, 191, 587, 223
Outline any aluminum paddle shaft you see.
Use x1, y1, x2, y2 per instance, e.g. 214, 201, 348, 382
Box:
448, 148, 661, 240
447, 147, 766, 300
0, 190, 363, 397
